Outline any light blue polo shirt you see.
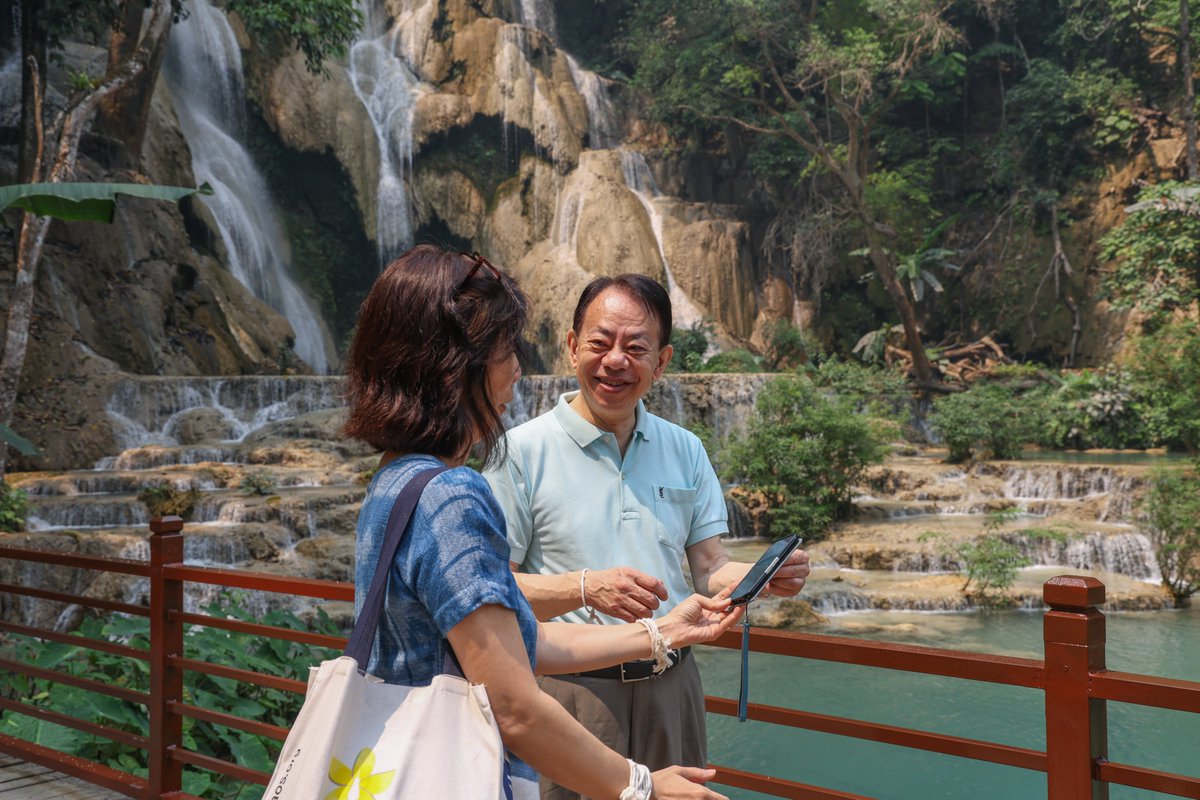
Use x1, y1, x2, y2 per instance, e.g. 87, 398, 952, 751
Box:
484, 391, 728, 625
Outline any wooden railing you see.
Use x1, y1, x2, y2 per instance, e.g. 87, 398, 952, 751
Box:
0, 515, 1197, 799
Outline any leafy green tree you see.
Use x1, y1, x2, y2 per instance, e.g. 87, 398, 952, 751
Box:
721, 375, 888, 540
624, 0, 962, 386
1141, 466, 1200, 605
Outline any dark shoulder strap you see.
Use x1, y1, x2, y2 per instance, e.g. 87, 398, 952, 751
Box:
345, 466, 450, 664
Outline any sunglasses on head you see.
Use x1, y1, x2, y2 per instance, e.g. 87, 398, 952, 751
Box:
457, 251, 502, 292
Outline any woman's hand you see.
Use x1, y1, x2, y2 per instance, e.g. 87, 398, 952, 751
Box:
650, 766, 728, 799
656, 584, 744, 649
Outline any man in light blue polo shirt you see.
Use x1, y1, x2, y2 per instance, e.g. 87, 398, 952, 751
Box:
485, 274, 810, 800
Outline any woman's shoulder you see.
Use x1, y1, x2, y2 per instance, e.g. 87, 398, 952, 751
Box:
369, 456, 497, 518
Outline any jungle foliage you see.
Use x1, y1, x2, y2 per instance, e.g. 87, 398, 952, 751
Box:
612, 0, 1200, 373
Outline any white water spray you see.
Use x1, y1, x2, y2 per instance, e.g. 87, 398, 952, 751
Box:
619, 151, 707, 330
348, 0, 424, 264
163, 0, 333, 373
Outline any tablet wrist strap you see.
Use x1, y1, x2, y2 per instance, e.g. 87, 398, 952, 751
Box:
738, 604, 751, 722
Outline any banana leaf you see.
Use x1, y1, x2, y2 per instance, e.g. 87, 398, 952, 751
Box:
0, 423, 37, 456
0, 182, 213, 223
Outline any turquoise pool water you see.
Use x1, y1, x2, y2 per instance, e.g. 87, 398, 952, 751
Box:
700, 606, 1200, 799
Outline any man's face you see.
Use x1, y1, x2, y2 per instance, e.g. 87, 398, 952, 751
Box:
567, 288, 673, 430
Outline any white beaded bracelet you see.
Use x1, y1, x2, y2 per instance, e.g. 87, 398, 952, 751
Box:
636, 617, 672, 674
618, 759, 652, 800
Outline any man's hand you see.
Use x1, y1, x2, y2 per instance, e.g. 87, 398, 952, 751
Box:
762, 549, 810, 598
584, 567, 668, 622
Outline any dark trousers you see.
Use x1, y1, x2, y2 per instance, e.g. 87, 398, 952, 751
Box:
537, 653, 707, 800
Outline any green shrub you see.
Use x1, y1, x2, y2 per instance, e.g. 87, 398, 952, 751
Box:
921, 510, 1067, 608
760, 320, 809, 371
0, 593, 340, 798
807, 357, 911, 429
1127, 320, 1200, 454
0, 481, 28, 532
930, 383, 1041, 462
1141, 465, 1200, 605
669, 320, 714, 373
721, 375, 889, 541
1038, 369, 1156, 450
137, 483, 202, 520
239, 469, 279, 496
700, 348, 762, 373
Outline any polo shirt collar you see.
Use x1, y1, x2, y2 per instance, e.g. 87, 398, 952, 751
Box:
552, 391, 652, 448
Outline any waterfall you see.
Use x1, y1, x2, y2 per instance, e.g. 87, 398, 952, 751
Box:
0, 52, 20, 127
517, 0, 557, 41
620, 151, 708, 331
163, 0, 333, 374
348, 0, 422, 264
566, 55, 620, 149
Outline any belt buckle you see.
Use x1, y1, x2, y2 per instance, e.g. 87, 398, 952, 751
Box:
619, 660, 653, 682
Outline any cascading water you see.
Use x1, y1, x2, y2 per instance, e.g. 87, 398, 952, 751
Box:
348, 0, 421, 264
162, 0, 334, 373
620, 151, 709, 331
0, 52, 21, 127
517, 0, 557, 41
565, 54, 620, 150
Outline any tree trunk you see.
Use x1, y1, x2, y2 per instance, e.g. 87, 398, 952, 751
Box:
94, 0, 174, 161
0, 216, 51, 481
18, 1, 47, 183
865, 229, 937, 387
0, 0, 172, 478
1182, 0, 1198, 180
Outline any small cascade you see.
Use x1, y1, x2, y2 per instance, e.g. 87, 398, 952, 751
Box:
349, 0, 422, 263
1022, 532, 1159, 581
1000, 464, 1144, 522
0, 53, 21, 127
566, 54, 620, 149
619, 151, 709, 331
1003, 465, 1120, 500
163, 0, 334, 373
27, 498, 149, 531
103, 376, 344, 451
552, 177, 587, 251
517, 0, 557, 41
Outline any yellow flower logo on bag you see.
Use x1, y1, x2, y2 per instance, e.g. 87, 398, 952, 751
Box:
324, 747, 396, 800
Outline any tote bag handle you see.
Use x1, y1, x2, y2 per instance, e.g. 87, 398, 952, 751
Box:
344, 466, 450, 665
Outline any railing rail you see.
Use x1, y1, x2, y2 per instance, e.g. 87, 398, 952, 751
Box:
0, 516, 1196, 799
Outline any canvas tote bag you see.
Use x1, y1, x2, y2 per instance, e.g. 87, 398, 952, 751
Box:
261, 467, 509, 799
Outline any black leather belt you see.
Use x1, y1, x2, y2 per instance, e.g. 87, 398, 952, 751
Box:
573, 647, 691, 682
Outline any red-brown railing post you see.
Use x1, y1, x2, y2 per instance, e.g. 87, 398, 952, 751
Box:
1043, 575, 1109, 799
149, 516, 185, 799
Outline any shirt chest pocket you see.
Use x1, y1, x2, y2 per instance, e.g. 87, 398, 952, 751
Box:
653, 486, 697, 552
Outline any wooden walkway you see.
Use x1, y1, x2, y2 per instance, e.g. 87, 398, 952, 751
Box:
0, 756, 127, 799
